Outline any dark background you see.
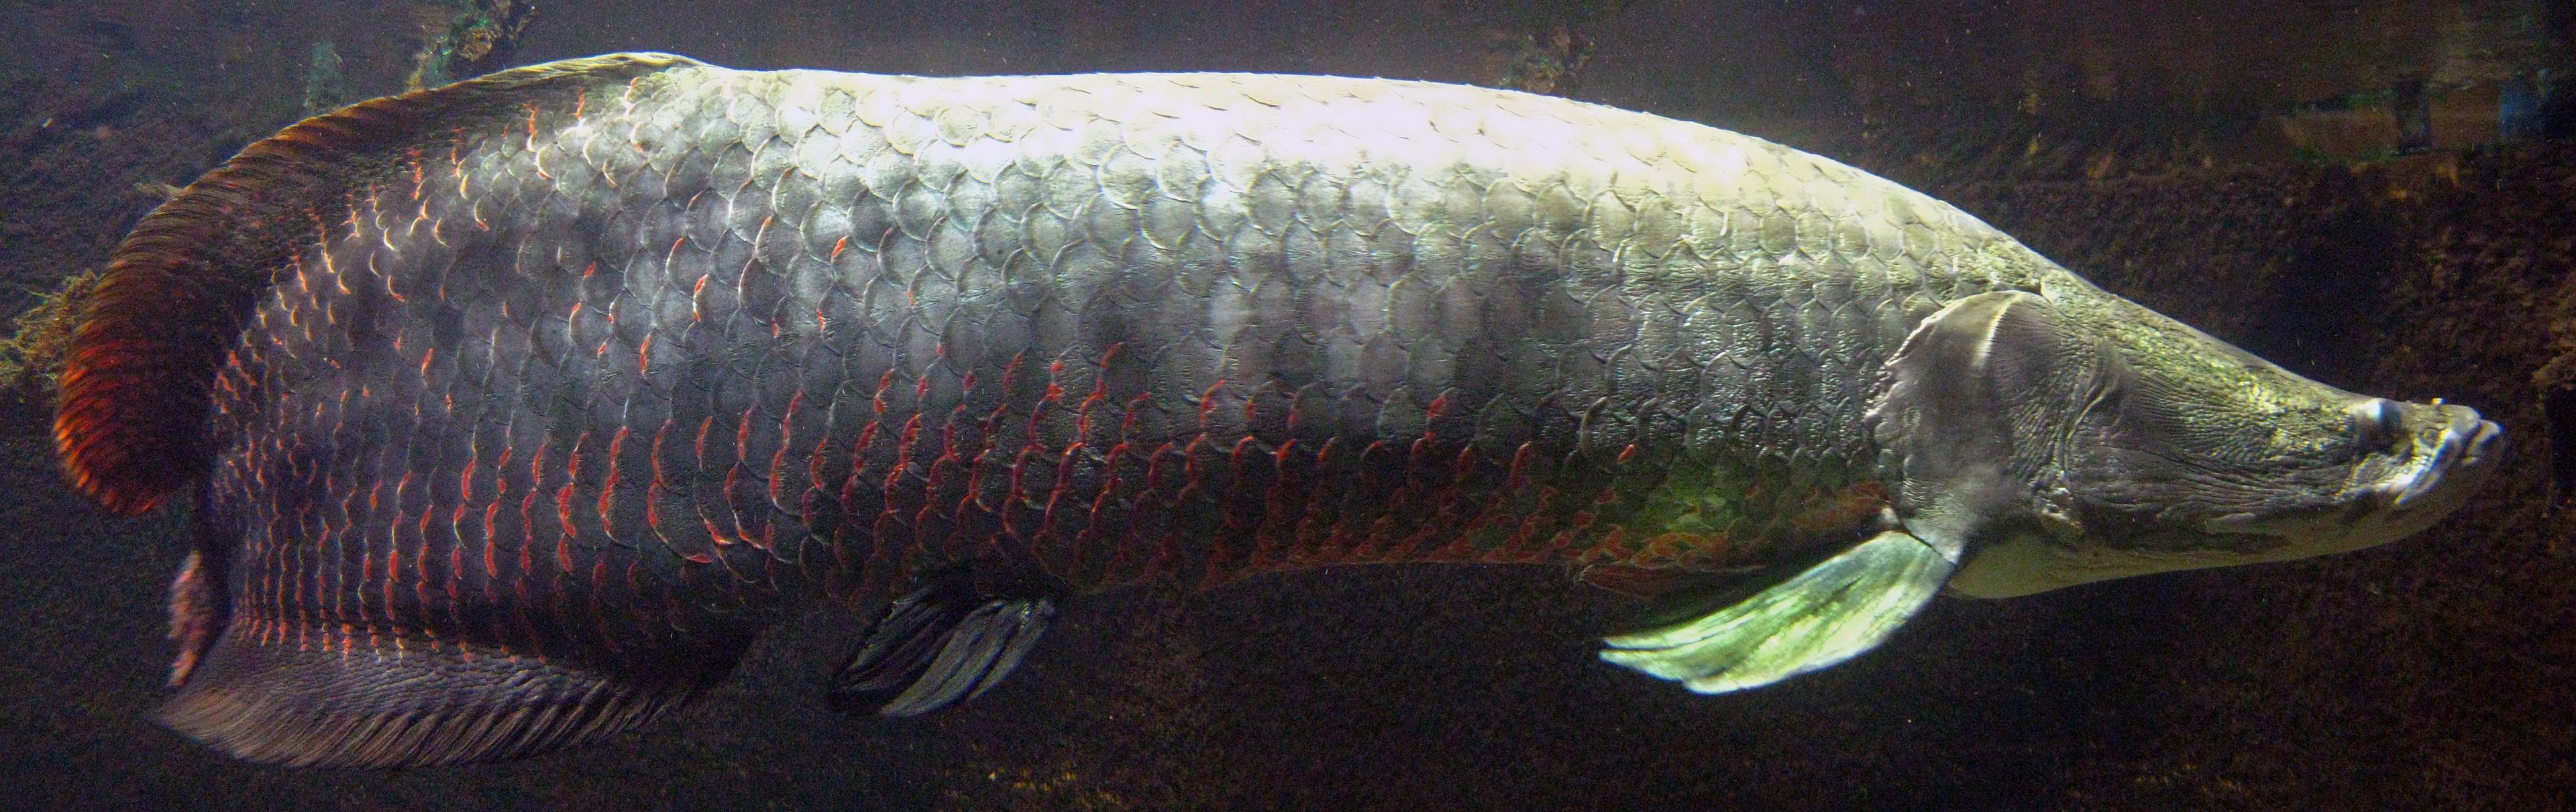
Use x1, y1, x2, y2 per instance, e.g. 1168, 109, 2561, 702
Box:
1, 1, 2570, 809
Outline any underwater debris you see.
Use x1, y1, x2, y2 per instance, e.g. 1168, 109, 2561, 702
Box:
404, 0, 535, 90
0, 269, 101, 398
1489, 21, 1591, 96
131, 180, 182, 200
1475, 0, 1631, 96
303, 41, 348, 115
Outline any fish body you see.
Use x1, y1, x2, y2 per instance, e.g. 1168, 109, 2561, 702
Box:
53, 54, 2497, 768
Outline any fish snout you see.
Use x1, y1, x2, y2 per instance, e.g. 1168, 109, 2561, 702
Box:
2455, 410, 2503, 469
2221, 399, 2500, 554
2384, 400, 2500, 510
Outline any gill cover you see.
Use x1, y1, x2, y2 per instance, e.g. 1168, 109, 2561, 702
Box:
1869, 290, 2108, 553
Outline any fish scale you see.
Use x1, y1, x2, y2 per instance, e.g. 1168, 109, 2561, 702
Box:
67, 53, 2483, 769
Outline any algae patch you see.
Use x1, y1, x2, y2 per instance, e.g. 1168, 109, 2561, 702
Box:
0, 268, 100, 398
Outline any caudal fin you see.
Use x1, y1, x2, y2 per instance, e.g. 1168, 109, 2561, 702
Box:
54, 53, 699, 515
50, 53, 718, 768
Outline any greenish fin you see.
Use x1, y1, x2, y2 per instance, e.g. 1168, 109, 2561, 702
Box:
1599, 530, 1954, 693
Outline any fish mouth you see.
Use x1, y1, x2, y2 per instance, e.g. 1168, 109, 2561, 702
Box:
2296, 402, 2500, 553
2197, 401, 2498, 553
2375, 404, 2501, 512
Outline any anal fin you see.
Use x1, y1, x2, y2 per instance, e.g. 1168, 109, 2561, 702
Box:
1599, 529, 1954, 693
830, 579, 1054, 718
164, 624, 712, 768
164, 550, 224, 687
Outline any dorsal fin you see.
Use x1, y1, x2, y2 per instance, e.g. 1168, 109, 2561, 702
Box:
52, 52, 701, 514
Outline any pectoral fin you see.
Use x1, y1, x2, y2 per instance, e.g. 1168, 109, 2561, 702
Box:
829, 579, 1055, 717
1599, 529, 1954, 693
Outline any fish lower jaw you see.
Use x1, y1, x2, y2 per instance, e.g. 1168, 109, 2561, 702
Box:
2363, 417, 2489, 509
2212, 461, 2493, 568
2204, 412, 2500, 550
2318, 414, 2500, 546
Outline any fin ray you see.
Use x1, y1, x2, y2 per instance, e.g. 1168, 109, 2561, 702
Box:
164, 621, 719, 768
1599, 529, 1953, 693
831, 581, 1055, 717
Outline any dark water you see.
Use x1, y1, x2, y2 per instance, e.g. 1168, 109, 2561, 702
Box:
1, 1, 2570, 809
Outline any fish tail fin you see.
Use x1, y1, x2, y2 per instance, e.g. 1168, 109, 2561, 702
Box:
162, 623, 702, 768
53, 52, 699, 516
47, 52, 718, 768
1598, 528, 1954, 693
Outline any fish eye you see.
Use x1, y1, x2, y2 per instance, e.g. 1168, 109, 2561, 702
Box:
2347, 398, 2404, 449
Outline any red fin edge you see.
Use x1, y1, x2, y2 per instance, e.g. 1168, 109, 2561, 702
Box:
52, 53, 700, 515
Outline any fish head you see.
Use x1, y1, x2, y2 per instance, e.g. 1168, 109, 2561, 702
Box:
1875, 286, 2501, 599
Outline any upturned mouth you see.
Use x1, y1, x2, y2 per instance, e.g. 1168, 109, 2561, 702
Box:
2386, 404, 2502, 510
2198, 401, 2499, 544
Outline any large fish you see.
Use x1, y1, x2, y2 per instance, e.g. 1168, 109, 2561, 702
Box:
55, 54, 2497, 768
